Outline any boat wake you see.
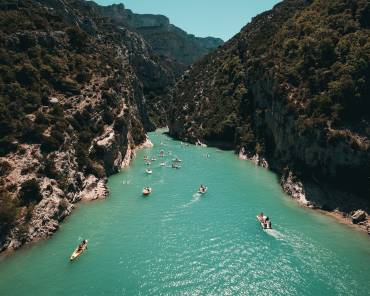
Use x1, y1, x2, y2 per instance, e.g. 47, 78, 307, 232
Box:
181, 193, 202, 208
265, 229, 284, 240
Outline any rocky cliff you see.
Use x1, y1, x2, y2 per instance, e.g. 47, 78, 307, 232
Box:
169, 0, 370, 232
0, 0, 178, 251
78, 2, 223, 127
95, 3, 224, 67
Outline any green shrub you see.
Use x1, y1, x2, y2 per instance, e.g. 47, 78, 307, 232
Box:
86, 160, 106, 178
75, 71, 91, 83
54, 77, 80, 95
66, 27, 89, 51
18, 179, 42, 206
40, 135, 60, 153
35, 111, 49, 124
102, 108, 114, 125
0, 160, 12, 176
43, 157, 58, 179
0, 135, 17, 156
0, 190, 18, 235
15, 64, 39, 86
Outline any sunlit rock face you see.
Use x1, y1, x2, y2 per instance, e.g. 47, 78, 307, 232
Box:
0, 0, 178, 251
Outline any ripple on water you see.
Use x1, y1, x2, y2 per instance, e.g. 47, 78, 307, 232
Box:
0, 131, 369, 296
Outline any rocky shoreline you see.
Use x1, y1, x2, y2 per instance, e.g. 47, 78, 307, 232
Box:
238, 149, 370, 236
0, 135, 153, 253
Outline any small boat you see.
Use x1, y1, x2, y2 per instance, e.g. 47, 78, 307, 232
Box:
145, 161, 151, 166
144, 155, 148, 160
172, 158, 182, 163
142, 187, 152, 196
257, 214, 272, 229
70, 240, 88, 261
145, 168, 152, 174
198, 186, 208, 194
172, 163, 181, 169
196, 139, 207, 147
159, 150, 165, 157
151, 157, 157, 161
160, 162, 166, 166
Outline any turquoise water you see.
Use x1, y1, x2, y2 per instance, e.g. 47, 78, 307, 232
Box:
0, 130, 369, 295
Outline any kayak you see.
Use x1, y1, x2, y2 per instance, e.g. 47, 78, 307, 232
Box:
143, 187, 152, 196
70, 240, 88, 261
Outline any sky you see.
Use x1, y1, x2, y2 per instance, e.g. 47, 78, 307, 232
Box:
95, 0, 281, 41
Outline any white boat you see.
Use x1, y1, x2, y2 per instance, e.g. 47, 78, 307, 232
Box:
151, 157, 157, 161
198, 187, 208, 194
145, 168, 152, 174
257, 215, 272, 229
196, 139, 207, 147
160, 162, 166, 166
172, 163, 181, 169
142, 187, 152, 196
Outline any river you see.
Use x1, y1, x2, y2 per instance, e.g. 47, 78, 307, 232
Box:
0, 130, 369, 295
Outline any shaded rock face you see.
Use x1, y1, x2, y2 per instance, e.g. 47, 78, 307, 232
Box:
0, 0, 175, 251
169, 0, 370, 225
89, 2, 223, 127
95, 3, 224, 66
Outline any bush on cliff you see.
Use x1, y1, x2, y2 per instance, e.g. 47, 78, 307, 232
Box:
18, 179, 42, 206
0, 190, 17, 235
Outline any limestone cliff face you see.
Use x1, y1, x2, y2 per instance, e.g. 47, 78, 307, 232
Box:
82, 2, 223, 127
169, 0, 370, 231
95, 3, 224, 66
0, 0, 173, 251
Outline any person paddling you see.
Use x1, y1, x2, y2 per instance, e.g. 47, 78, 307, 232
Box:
265, 217, 271, 229
78, 239, 87, 251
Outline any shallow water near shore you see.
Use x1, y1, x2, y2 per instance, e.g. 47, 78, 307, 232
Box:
0, 130, 369, 295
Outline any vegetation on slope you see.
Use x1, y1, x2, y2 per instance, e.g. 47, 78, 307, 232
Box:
169, 0, 370, 212
0, 0, 175, 248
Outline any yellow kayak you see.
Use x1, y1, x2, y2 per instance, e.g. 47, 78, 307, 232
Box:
70, 240, 88, 261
